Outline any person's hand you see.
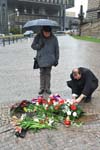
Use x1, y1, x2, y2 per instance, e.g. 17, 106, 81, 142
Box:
72, 96, 76, 100
72, 95, 77, 104
73, 99, 79, 104
73, 97, 82, 104
72, 98, 78, 104
74, 94, 85, 104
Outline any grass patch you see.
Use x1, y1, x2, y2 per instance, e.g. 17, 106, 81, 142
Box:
73, 35, 100, 43
0, 34, 24, 39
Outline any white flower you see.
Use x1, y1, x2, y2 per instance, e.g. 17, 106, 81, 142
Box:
48, 119, 54, 126
34, 118, 39, 122
67, 110, 71, 116
47, 98, 51, 102
36, 102, 39, 105
67, 99, 73, 105
64, 100, 68, 104
53, 101, 58, 106
62, 109, 66, 113
64, 105, 69, 111
73, 112, 77, 117
20, 114, 26, 120
63, 105, 71, 114
43, 104, 48, 109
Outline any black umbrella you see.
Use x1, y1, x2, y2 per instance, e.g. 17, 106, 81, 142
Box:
23, 19, 59, 31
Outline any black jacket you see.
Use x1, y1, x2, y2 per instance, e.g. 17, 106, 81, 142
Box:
70, 67, 98, 96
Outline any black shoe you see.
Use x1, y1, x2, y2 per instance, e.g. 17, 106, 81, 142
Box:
84, 96, 91, 103
45, 89, 51, 94
38, 89, 44, 95
15, 129, 27, 138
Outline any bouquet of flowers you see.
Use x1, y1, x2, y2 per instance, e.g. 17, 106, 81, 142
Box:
10, 94, 84, 138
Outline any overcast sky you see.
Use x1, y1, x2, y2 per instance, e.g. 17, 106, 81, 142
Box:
66, 0, 88, 17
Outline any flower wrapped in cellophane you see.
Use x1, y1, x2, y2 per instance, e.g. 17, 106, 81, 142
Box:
10, 94, 84, 138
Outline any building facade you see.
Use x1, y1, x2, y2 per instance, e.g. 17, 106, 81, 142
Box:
0, 0, 74, 34
86, 0, 100, 21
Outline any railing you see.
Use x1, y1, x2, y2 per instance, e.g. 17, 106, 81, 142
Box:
0, 35, 24, 47
18, 0, 62, 5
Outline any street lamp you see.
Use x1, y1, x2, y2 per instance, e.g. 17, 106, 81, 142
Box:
78, 5, 84, 36
60, 1, 66, 31
15, 8, 19, 16
8, 8, 19, 33
1, 3, 7, 34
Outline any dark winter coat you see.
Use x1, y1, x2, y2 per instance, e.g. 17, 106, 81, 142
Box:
67, 67, 98, 96
31, 32, 59, 68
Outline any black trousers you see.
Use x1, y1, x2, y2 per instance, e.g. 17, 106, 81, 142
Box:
67, 80, 82, 96
67, 80, 98, 97
40, 67, 52, 91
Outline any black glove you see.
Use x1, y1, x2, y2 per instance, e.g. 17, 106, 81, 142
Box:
54, 61, 58, 67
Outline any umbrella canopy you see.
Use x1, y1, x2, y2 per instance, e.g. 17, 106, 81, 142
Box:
23, 19, 59, 31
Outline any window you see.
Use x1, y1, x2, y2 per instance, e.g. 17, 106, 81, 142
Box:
67, 0, 74, 6
97, 12, 100, 18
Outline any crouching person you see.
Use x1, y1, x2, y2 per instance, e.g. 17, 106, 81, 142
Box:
67, 67, 98, 103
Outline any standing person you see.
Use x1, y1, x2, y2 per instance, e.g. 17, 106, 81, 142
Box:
67, 67, 98, 103
31, 26, 59, 95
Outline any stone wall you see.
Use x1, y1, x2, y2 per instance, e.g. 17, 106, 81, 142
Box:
86, 0, 100, 20
81, 19, 100, 38
88, 0, 100, 10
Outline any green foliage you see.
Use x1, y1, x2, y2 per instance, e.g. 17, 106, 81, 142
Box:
73, 35, 100, 43
10, 97, 84, 133
10, 27, 20, 34
20, 117, 55, 132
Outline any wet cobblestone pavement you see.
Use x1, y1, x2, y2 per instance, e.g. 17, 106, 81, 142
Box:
0, 35, 100, 149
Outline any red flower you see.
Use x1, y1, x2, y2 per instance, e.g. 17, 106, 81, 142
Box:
59, 99, 65, 105
49, 95, 54, 99
38, 96, 43, 104
42, 99, 47, 104
52, 99, 56, 103
20, 100, 28, 107
70, 104, 77, 111
48, 100, 53, 105
38, 99, 42, 104
54, 105, 59, 110
64, 120, 71, 126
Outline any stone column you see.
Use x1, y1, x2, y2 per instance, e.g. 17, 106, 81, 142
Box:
0, 0, 8, 34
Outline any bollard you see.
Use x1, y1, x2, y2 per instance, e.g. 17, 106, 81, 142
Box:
16, 37, 18, 42
8, 37, 10, 45
12, 37, 14, 43
20, 37, 22, 42
3, 38, 5, 46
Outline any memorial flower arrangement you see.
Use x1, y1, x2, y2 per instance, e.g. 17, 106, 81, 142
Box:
10, 94, 84, 138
